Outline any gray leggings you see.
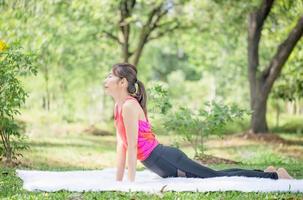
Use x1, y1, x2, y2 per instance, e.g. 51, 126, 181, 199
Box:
141, 143, 278, 179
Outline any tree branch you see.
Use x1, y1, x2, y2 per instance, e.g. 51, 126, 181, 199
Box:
102, 30, 123, 45
151, 20, 175, 31
262, 15, 303, 94
147, 22, 181, 42
145, 2, 164, 29
128, 50, 136, 57
149, 4, 174, 31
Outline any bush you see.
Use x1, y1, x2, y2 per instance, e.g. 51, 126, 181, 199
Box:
163, 100, 250, 157
0, 41, 37, 166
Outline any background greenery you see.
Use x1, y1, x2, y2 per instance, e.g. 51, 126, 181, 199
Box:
0, 0, 303, 199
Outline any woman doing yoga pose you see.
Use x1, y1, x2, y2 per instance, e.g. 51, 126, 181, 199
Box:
103, 63, 293, 182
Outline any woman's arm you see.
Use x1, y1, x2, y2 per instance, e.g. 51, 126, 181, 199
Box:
122, 101, 139, 182
115, 129, 126, 181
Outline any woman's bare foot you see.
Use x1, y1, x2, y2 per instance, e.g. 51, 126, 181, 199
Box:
277, 168, 293, 179
264, 166, 276, 173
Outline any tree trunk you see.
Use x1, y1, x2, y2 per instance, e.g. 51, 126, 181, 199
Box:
248, 0, 274, 133
275, 101, 280, 127
295, 98, 300, 115
42, 60, 50, 110
45, 71, 50, 111
251, 94, 269, 133
248, 0, 303, 133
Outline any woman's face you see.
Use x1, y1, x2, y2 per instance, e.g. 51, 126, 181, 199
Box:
103, 70, 123, 96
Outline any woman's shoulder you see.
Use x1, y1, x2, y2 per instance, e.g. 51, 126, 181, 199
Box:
115, 96, 140, 119
122, 99, 139, 114
123, 96, 139, 107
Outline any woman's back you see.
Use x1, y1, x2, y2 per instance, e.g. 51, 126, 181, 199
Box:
114, 96, 159, 161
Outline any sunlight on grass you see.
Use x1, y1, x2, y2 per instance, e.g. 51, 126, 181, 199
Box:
2, 115, 303, 199
1, 125, 303, 199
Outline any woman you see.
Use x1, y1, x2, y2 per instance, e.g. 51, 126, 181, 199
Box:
103, 63, 293, 182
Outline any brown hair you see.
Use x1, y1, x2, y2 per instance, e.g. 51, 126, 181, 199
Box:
112, 63, 148, 118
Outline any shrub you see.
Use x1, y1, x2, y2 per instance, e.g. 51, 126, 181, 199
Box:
0, 41, 37, 166
163, 100, 250, 157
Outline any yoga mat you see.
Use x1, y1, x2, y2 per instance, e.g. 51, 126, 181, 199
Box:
16, 168, 303, 193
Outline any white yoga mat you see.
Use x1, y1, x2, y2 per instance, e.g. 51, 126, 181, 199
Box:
16, 168, 303, 193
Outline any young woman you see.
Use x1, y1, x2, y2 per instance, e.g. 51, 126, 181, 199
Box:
103, 63, 293, 182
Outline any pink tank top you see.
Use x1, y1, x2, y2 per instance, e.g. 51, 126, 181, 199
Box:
114, 96, 159, 161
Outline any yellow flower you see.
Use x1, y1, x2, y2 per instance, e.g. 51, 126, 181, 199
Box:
0, 40, 8, 51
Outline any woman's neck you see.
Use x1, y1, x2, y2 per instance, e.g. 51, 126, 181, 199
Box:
114, 92, 132, 108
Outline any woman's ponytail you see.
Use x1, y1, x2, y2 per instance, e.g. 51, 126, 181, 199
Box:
134, 79, 147, 118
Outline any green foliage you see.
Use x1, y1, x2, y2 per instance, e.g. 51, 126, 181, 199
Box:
271, 41, 303, 102
0, 0, 302, 131
148, 45, 200, 81
0, 42, 37, 118
163, 101, 251, 157
1, 0, 118, 121
0, 41, 37, 165
147, 81, 172, 115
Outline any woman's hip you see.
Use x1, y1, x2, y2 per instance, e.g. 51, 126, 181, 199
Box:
140, 143, 187, 177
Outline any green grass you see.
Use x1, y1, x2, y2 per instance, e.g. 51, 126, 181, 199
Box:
1, 120, 303, 199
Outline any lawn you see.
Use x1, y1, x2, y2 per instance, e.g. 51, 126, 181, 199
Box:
1, 120, 303, 199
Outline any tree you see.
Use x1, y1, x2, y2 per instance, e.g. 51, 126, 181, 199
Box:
102, 0, 192, 66
247, 0, 303, 133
